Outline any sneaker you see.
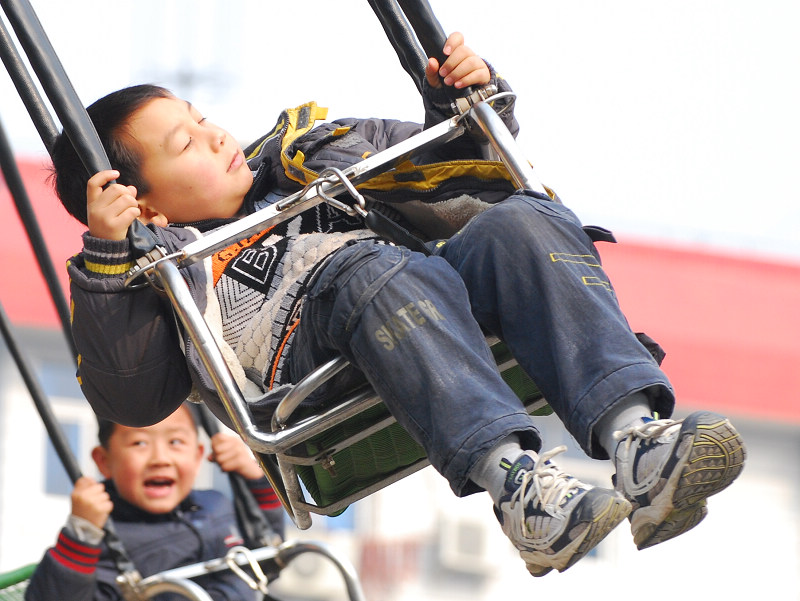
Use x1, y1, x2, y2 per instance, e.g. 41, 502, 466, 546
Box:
495, 446, 632, 576
612, 411, 746, 550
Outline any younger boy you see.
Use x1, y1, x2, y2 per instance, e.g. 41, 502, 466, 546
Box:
54, 33, 745, 576
25, 404, 284, 601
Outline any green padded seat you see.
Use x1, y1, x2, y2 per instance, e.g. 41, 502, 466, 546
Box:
296, 341, 550, 510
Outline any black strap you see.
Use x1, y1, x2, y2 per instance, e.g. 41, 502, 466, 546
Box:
191, 404, 277, 548
0, 301, 139, 575
1, 0, 147, 576
0, 119, 75, 358
395, 0, 448, 65
366, 0, 427, 94
1, 0, 158, 259
365, 209, 431, 255
367, 0, 474, 101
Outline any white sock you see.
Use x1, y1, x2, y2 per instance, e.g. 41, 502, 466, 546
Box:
596, 391, 653, 459
469, 434, 527, 505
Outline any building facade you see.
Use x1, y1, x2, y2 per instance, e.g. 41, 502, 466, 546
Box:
2, 157, 799, 600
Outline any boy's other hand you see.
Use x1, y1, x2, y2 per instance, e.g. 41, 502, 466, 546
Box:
71, 476, 113, 529
425, 31, 490, 90
87, 170, 141, 241
208, 432, 263, 480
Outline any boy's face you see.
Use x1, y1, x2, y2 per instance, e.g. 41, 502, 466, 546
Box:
128, 95, 253, 225
92, 405, 204, 514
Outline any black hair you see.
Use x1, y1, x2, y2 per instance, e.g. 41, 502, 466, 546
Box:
96, 403, 199, 448
50, 84, 174, 225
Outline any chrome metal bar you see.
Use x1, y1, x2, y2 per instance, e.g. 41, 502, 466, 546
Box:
275, 541, 367, 601
154, 260, 254, 439
136, 541, 367, 601
272, 356, 350, 429
271, 388, 384, 451
276, 454, 312, 529
291, 459, 429, 517
154, 259, 384, 454
132, 578, 213, 601
137, 546, 276, 583
469, 99, 547, 194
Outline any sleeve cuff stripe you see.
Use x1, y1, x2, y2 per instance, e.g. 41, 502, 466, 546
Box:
84, 258, 135, 275
49, 548, 98, 574
57, 532, 102, 557
251, 487, 278, 500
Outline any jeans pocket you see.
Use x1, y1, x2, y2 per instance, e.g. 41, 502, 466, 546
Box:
306, 241, 378, 301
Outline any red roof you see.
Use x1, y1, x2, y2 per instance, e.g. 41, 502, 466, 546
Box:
1, 155, 85, 327
3, 157, 799, 422
601, 239, 800, 423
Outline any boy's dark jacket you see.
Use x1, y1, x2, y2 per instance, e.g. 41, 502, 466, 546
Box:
66, 70, 527, 431
25, 481, 275, 601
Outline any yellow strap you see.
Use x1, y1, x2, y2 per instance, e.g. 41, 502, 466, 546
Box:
359, 159, 515, 193
280, 102, 328, 185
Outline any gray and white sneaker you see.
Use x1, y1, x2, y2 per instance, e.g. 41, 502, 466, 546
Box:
495, 446, 631, 576
612, 411, 746, 550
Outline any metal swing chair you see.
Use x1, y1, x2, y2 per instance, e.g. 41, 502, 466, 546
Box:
1, 0, 554, 540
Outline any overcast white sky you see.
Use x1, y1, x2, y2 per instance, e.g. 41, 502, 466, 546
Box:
2, 0, 798, 262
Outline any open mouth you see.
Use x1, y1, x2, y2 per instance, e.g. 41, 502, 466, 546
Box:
144, 476, 176, 493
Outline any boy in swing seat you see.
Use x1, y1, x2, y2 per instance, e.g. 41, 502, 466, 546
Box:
25, 403, 284, 600
52, 32, 746, 576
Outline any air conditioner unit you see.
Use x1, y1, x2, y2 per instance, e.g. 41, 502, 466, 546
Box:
436, 511, 506, 575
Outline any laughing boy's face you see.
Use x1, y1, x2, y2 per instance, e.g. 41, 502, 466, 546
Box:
92, 405, 203, 514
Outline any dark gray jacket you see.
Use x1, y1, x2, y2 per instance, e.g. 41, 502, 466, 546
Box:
25, 483, 279, 601
68, 70, 521, 430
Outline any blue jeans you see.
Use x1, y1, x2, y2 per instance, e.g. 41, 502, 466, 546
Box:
290, 192, 674, 496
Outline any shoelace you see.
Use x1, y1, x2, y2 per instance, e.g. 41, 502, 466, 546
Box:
509, 446, 585, 526
612, 418, 683, 455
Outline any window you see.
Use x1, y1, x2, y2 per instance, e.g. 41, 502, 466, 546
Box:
45, 420, 80, 496
37, 359, 82, 400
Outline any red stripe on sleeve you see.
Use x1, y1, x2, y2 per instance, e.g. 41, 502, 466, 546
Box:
50, 532, 101, 574
249, 485, 281, 509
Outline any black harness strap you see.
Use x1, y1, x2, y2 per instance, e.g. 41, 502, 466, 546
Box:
0, 0, 158, 259
191, 404, 279, 549
1, 0, 144, 578
366, 0, 428, 93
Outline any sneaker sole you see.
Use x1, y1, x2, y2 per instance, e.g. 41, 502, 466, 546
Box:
631, 411, 746, 550
521, 490, 632, 575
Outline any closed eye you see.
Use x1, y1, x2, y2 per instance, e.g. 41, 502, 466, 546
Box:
182, 117, 208, 151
